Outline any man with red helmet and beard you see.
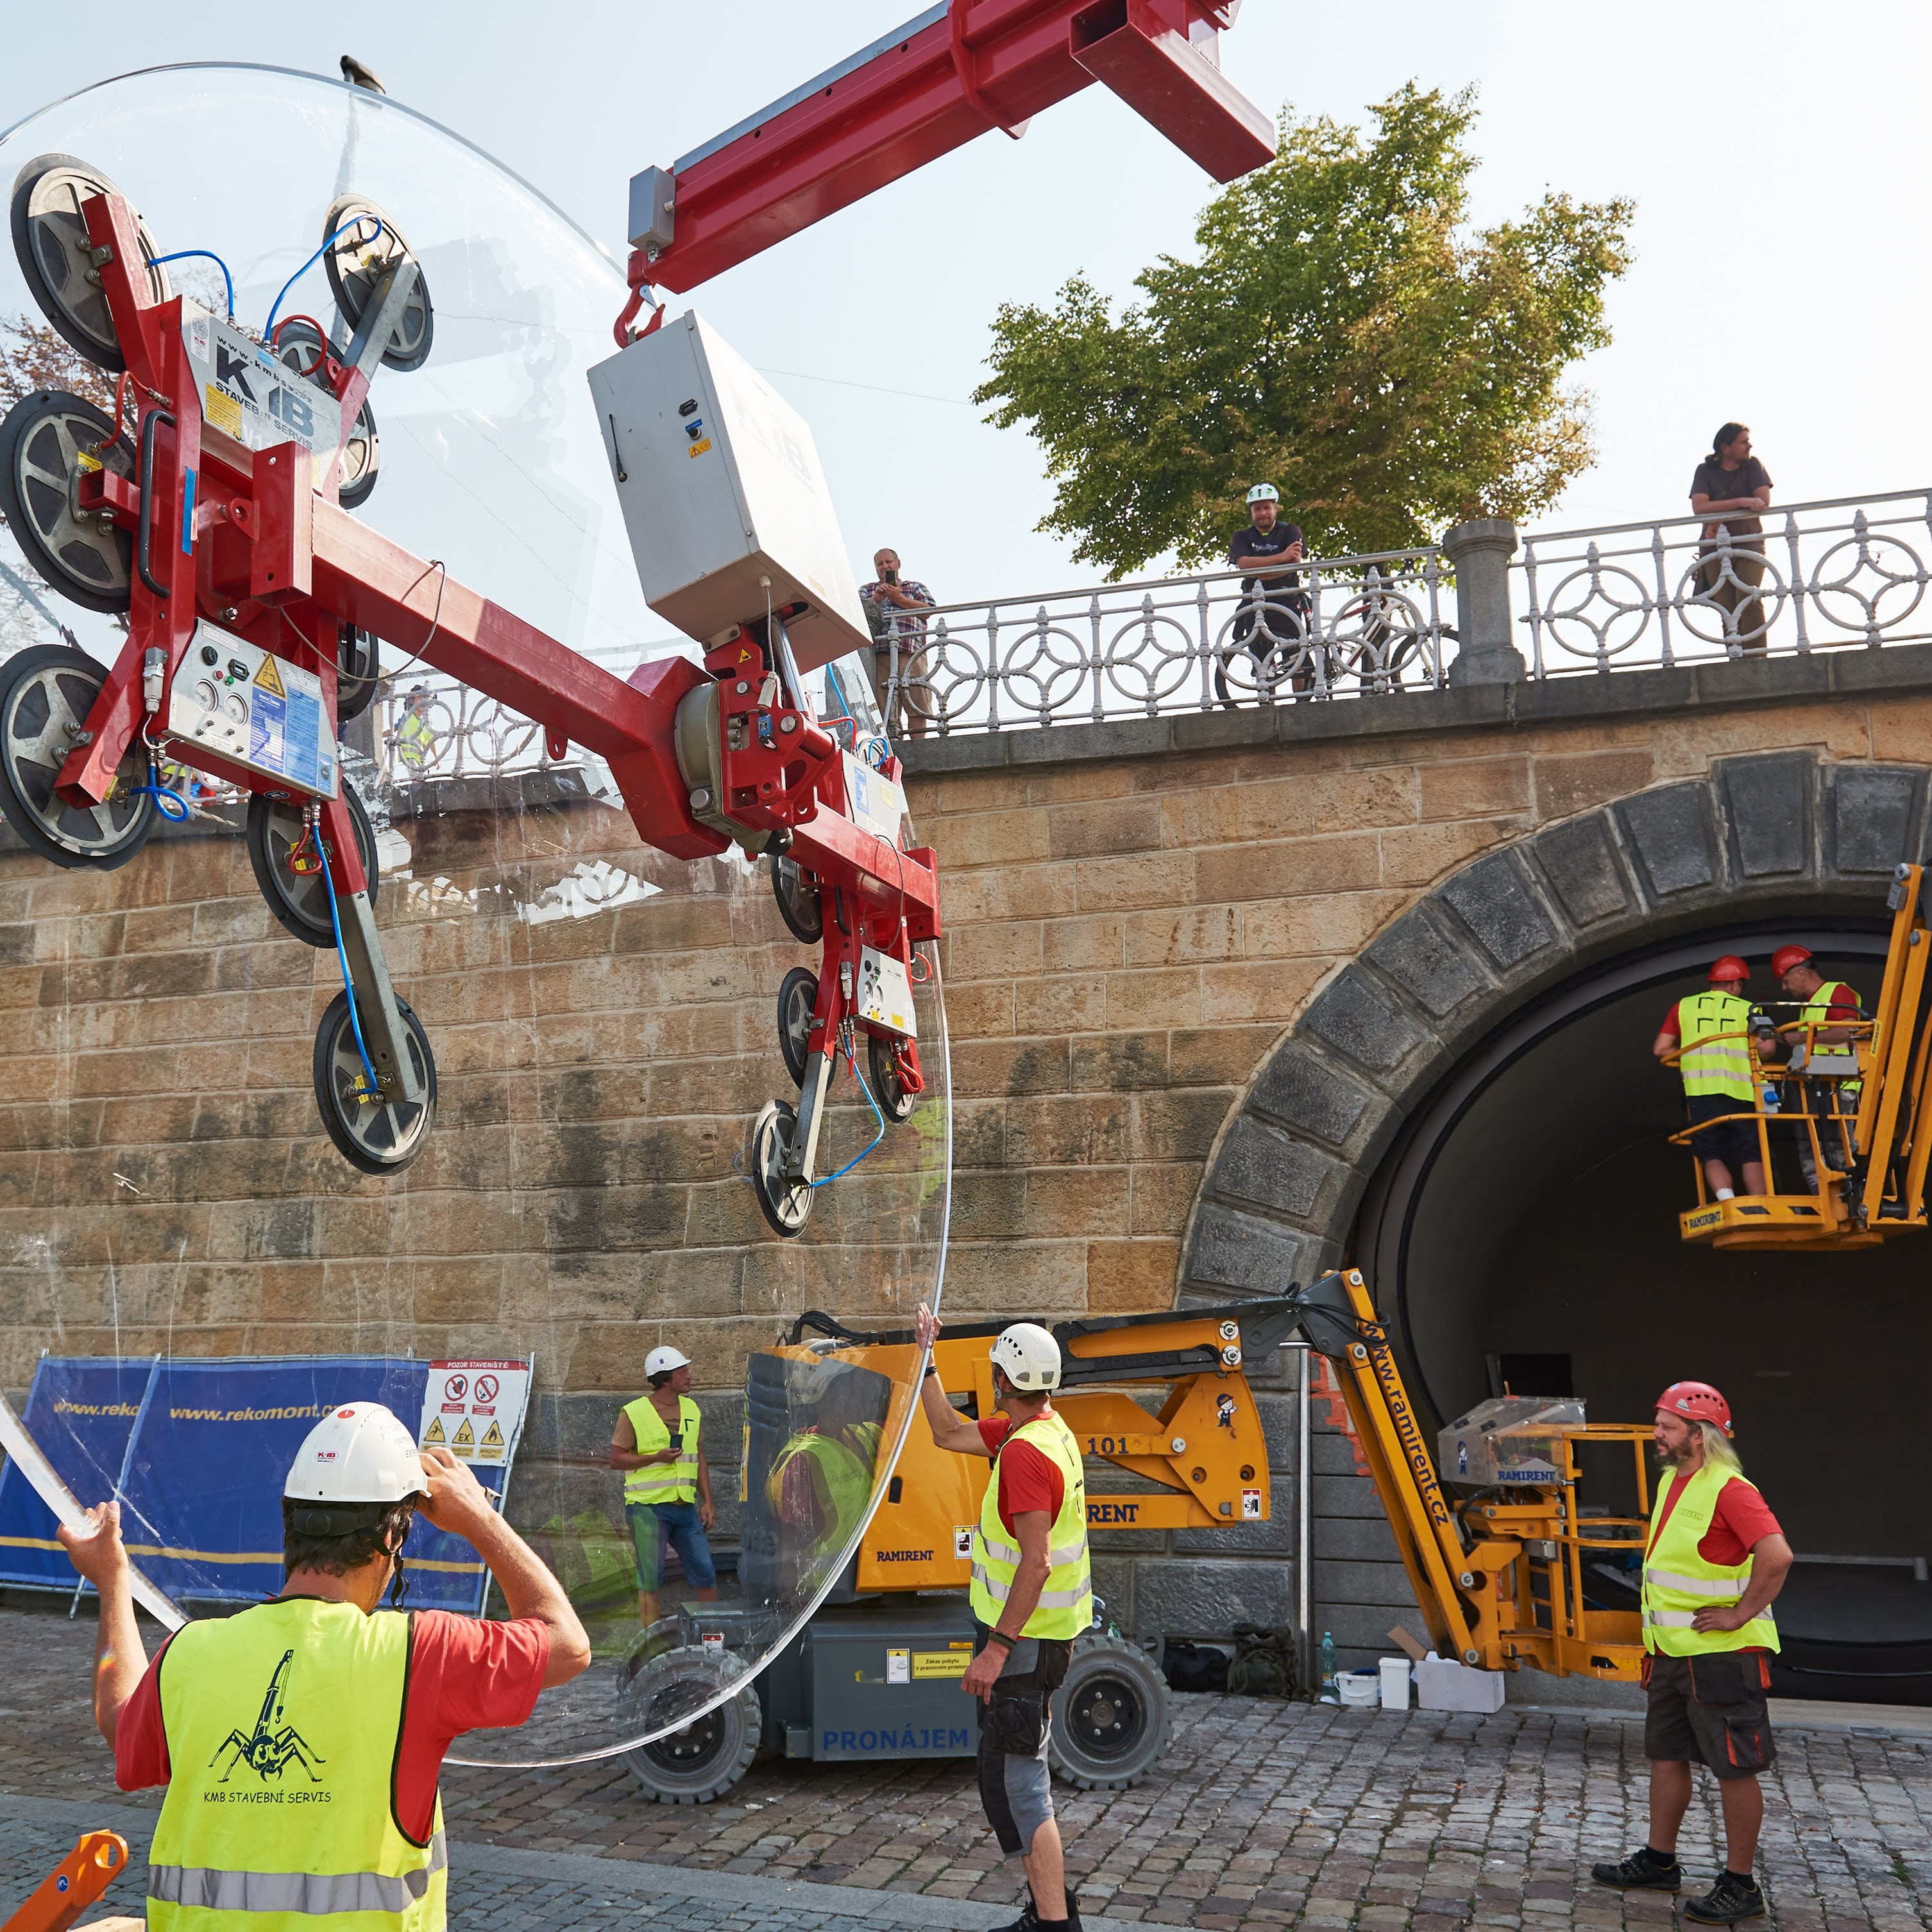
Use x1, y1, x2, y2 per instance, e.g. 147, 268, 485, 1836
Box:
1591, 1382, 1793, 1924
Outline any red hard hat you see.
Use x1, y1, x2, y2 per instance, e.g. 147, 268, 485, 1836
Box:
1707, 954, 1750, 984
1770, 944, 1813, 978
1656, 1380, 1733, 1436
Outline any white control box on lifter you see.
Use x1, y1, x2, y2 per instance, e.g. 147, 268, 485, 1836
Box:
587, 311, 870, 672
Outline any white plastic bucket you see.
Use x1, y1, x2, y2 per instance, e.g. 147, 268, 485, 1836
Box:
1378, 1656, 1411, 1710
1337, 1668, 1380, 1707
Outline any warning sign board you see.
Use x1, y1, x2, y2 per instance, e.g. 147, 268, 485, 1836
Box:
418, 1359, 530, 1470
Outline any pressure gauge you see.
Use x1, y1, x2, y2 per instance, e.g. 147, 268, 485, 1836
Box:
224, 693, 248, 725
194, 679, 219, 711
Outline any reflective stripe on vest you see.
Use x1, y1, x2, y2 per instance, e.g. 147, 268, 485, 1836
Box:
1639, 1460, 1779, 1658
397, 713, 434, 769
968, 1409, 1093, 1640
1677, 991, 1758, 1102
1803, 982, 1863, 1096
150, 1835, 449, 1915
149, 1598, 445, 1932
623, 1394, 700, 1505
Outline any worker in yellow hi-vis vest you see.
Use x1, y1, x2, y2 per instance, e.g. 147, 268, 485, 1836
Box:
1654, 955, 1769, 1200
54, 1403, 589, 1932
913, 1301, 1092, 1932
611, 1344, 717, 1630
1591, 1381, 1792, 1926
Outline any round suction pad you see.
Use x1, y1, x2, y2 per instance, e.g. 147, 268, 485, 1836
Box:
246, 784, 381, 948
10, 153, 169, 371
321, 194, 433, 372
0, 389, 133, 613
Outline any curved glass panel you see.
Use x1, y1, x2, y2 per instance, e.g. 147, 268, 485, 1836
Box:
0, 65, 950, 1772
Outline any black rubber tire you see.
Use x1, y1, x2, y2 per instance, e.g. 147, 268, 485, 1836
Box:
336, 626, 379, 724
0, 643, 153, 870
0, 391, 135, 613
274, 325, 378, 509
621, 1647, 761, 1805
770, 851, 823, 944
1049, 1634, 1172, 1791
246, 785, 379, 947
10, 153, 169, 371
311, 988, 437, 1174
867, 1031, 920, 1125
777, 967, 818, 1088
321, 195, 434, 373
750, 1099, 814, 1237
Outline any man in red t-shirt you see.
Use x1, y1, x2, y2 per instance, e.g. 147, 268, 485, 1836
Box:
1768, 945, 1863, 1183
56, 1405, 590, 1924
1592, 1384, 1792, 1925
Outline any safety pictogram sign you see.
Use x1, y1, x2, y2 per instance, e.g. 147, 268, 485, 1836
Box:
418, 1359, 530, 1467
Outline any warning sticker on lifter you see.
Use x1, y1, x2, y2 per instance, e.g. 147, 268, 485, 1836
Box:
1242, 1488, 1262, 1520
912, 1650, 972, 1679
953, 1527, 974, 1560
887, 1648, 911, 1685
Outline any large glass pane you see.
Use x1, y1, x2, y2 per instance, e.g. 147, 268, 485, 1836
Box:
0, 65, 951, 1770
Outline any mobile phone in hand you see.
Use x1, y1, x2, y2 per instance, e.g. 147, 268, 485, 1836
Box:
883, 569, 899, 586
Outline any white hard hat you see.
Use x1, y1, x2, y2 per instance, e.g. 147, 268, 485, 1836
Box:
284, 1402, 430, 1505
990, 1322, 1061, 1393
645, 1345, 692, 1378
1246, 483, 1280, 504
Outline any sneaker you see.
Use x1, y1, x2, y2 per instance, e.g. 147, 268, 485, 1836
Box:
1684, 1873, 1765, 1924
988, 1889, 1082, 1932
1590, 1847, 1682, 1891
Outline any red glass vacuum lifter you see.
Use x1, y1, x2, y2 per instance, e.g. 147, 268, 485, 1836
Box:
0, 0, 1273, 1221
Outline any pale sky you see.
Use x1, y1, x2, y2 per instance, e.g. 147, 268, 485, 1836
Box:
4, 3, 1928, 608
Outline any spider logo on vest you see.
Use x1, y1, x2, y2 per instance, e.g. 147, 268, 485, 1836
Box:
208, 1648, 327, 1783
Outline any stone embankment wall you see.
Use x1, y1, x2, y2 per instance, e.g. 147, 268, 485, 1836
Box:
2, 648, 1929, 1662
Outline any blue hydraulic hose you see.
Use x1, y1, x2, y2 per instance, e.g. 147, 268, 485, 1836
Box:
319, 835, 382, 1103
812, 1026, 886, 1189
131, 764, 189, 822
264, 215, 384, 343
146, 250, 233, 319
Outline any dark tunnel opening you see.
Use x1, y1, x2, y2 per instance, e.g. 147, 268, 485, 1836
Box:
1355, 921, 1932, 1704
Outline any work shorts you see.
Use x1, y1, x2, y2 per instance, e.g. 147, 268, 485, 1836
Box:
972, 1623, 1073, 1856
1684, 1093, 1761, 1174
627, 1500, 716, 1593
1643, 1650, 1775, 1781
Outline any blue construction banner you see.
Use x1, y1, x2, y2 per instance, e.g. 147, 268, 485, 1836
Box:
1, 1356, 520, 1614
0, 1356, 158, 1589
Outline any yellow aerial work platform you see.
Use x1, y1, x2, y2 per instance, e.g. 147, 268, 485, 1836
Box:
1670, 863, 1932, 1251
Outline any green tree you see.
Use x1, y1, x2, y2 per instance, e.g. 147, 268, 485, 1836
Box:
975, 85, 1633, 577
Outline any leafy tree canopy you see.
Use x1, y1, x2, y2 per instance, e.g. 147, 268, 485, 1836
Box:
975, 85, 1633, 577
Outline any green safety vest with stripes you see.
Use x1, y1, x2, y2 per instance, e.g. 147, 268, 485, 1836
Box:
969, 1408, 1094, 1641
1640, 1459, 1781, 1658
148, 1597, 445, 1932
396, 711, 434, 770
622, 1394, 701, 1506
1802, 981, 1862, 1099
1676, 990, 1758, 1103
767, 1422, 882, 1556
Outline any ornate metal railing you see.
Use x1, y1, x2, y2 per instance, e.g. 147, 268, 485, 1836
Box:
877, 549, 1449, 738
1516, 489, 1932, 675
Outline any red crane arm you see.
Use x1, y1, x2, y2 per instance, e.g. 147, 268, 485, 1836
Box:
629, 0, 1274, 301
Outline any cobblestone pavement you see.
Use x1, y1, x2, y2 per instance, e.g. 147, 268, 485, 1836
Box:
4, 1606, 1928, 1931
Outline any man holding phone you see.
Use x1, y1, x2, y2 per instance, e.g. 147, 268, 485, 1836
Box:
862, 547, 935, 739
611, 1345, 717, 1630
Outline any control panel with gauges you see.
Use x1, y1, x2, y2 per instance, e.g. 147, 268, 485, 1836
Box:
167, 625, 337, 799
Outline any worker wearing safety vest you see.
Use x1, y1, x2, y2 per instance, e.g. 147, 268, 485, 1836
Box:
611, 1344, 717, 1630
1653, 955, 1769, 1201
1770, 943, 1863, 1182
1591, 1382, 1792, 1926
766, 1404, 885, 1564
913, 1301, 1092, 1932
54, 1403, 589, 1932
394, 686, 435, 774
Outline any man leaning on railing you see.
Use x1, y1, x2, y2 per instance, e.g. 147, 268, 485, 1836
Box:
862, 547, 935, 740
1222, 484, 1311, 706
1690, 424, 1774, 655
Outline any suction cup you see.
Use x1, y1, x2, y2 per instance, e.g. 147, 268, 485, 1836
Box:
311, 988, 437, 1173
0, 643, 154, 870
868, 1031, 921, 1125
0, 390, 133, 613
777, 967, 817, 1087
321, 195, 433, 372
10, 153, 169, 371
246, 786, 380, 947
750, 1098, 814, 1236
770, 851, 822, 944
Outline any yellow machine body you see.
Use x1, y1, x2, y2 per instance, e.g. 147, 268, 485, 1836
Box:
1670, 863, 1932, 1250
1296, 1270, 1650, 1683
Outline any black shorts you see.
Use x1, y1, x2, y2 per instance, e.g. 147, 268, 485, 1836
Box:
1643, 1651, 1775, 1781
1684, 1093, 1760, 1173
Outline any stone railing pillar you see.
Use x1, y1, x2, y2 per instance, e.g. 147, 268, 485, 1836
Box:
1443, 517, 1523, 686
